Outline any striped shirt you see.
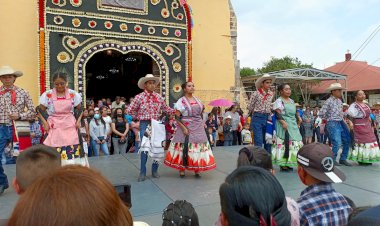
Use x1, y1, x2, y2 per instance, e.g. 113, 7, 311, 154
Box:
298, 183, 352, 226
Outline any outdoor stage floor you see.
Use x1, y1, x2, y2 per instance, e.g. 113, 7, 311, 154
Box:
1, 146, 380, 226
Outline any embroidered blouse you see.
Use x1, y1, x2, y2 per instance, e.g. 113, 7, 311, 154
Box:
347, 102, 370, 119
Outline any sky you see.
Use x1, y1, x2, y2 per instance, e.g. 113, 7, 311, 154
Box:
230, 0, 380, 70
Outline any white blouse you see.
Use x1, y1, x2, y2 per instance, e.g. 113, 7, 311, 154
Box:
39, 89, 82, 115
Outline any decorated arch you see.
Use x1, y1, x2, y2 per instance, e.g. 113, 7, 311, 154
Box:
38, 0, 192, 105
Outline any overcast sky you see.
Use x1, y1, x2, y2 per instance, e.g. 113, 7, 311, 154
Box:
231, 0, 380, 70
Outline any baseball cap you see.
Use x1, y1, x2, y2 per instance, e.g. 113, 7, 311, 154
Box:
297, 143, 346, 183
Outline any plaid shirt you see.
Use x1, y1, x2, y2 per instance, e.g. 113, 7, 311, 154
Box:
0, 86, 36, 125
248, 89, 274, 114
127, 90, 175, 121
319, 96, 344, 121
297, 183, 352, 226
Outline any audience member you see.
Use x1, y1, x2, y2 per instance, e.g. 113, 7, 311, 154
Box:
297, 143, 352, 226
218, 166, 291, 226
162, 200, 199, 226
8, 165, 133, 226
13, 144, 60, 194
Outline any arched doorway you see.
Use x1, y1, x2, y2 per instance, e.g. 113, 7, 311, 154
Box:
85, 49, 159, 102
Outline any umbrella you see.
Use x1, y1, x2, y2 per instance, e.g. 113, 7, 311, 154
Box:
208, 98, 234, 107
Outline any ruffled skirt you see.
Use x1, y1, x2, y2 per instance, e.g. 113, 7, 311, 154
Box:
272, 138, 303, 166
56, 144, 89, 167
349, 142, 380, 163
164, 142, 216, 171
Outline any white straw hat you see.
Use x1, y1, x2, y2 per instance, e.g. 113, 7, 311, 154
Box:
325, 83, 346, 92
137, 74, 159, 90
255, 74, 275, 90
0, 66, 23, 77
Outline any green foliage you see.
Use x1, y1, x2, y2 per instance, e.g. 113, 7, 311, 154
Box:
240, 67, 256, 77
257, 56, 313, 74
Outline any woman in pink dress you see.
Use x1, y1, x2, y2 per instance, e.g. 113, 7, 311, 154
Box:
38, 72, 87, 166
164, 82, 216, 178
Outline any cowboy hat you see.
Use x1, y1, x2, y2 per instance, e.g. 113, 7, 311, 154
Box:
137, 74, 159, 90
342, 103, 349, 107
0, 66, 23, 77
255, 74, 275, 90
325, 83, 346, 92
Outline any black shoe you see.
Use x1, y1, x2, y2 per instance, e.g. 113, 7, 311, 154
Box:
358, 162, 372, 166
152, 172, 160, 178
138, 175, 146, 182
194, 173, 201, 178
0, 184, 9, 195
334, 161, 341, 166
339, 160, 352, 167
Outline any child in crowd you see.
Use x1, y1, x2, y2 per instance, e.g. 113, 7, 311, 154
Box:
205, 113, 217, 147
223, 116, 233, 146
29, 117, 43, 146
241, 123, 252, 145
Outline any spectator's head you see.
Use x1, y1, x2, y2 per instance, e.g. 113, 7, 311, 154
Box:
88, 109, 95, 118
8, 165, 133, 226
162, 200, 199, 226
219, 166, 291, 226
237, 147, 273, 173
114, 108, 124, 120
228, 105, 237, 113
243, 123, 250, 130
225, 116, 232, 124
83, 109, 89, 118
115, 96, 121, 104
106, 98, 112, 105
100, 106, 108, 117
297, 143, 346, 186
107, 108, 112, 116
13, 144, 61, 194
208, 113, 213, 120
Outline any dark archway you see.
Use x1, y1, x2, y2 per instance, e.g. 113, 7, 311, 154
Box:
85, 50, 158, 101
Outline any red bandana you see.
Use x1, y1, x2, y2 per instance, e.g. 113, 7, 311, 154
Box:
0, 86, 16, 105
258, 88, 271, 104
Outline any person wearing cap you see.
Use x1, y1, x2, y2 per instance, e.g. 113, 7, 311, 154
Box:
223, 115, 233, 146
0, 66, 36, 195
347, 90, 380, 165
319, 83, 352, 166
247, 74, 275, 147
297, 143, 352, 226
127, 74, 175, 182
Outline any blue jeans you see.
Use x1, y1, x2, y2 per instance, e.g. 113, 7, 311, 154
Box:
212, 131, 217, 147
314, 127, 321, 143
224, 140, 232, 146
250, 112, 268, 147
92, 139, 109, 156
0, 125, 12, 187
139, 120, 158, 176
326, 121, 350, 161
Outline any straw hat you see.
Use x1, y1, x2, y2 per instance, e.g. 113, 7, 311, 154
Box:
342, 103, 349, 107
255, 74, 275, 90
0, 66, 23, 77
325, 83, 346, 92
137, 74, 159, 90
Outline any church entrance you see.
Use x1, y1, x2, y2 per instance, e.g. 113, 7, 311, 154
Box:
85, 49, 159, 102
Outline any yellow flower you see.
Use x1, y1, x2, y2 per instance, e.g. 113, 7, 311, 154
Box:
61, 151, 68, 160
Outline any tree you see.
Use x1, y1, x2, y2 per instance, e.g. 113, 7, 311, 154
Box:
240, 67, 256, 77
257, 56, 313, 104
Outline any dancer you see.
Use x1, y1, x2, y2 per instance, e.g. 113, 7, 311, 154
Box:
0, 66, 36, 195
38, 72, 87, 166
319, 83, 351, 166
272, 84, 303, 171
248, 74, 275, 147
127, 74, 175, 182
347, 90, 380, 165
164, 82, 216, 178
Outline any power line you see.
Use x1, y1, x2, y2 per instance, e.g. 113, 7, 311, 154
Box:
337, 24, 380, 73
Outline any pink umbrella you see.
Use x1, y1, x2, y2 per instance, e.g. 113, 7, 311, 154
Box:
208, 98, 234, 107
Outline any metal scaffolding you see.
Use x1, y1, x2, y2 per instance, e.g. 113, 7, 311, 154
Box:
241, 68, 348, 104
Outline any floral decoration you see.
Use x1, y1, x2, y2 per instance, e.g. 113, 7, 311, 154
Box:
70, 0, 82, 7
120, 23, 128, 31
165, 46, 174, 56
104, 21, 113, 29
172, 2, 179, 9
72, 18, 81, 27
161, 8, 170, 18
53, 16, 64, 25
173, 84, 182, 93
88, 20, 97, 28
67, 37, 79, 49
174, 30, 182, 37
57, 52, 70, 63
151, 0, 161, 5
173, 62, 182, 72
134, 25, 142, 33
148, 27, 156, 34
176, 13, 184, 20
52, 0, 66, 7
162, 28, 169, 36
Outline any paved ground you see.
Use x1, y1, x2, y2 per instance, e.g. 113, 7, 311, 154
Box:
1, 146, 380, 226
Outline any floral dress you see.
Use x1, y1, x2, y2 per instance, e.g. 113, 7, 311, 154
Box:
272, 97, 303, 166
347, 102, 380, 163
164, 96, 216, 172
39, 88, 88, 166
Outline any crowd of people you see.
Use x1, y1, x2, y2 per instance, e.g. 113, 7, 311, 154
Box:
1, 65, 380, 225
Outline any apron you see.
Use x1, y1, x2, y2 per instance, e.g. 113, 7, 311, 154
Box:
43, 89, 79, 147
353, 103, 376, 144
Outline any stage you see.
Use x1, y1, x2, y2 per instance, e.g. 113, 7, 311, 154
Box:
1, 146, 380, 226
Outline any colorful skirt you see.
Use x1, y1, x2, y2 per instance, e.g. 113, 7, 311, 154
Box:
272, 138, 303, 166
56, 144, 89, 167
349, 142, 380, 163
164, 142, 216, 172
